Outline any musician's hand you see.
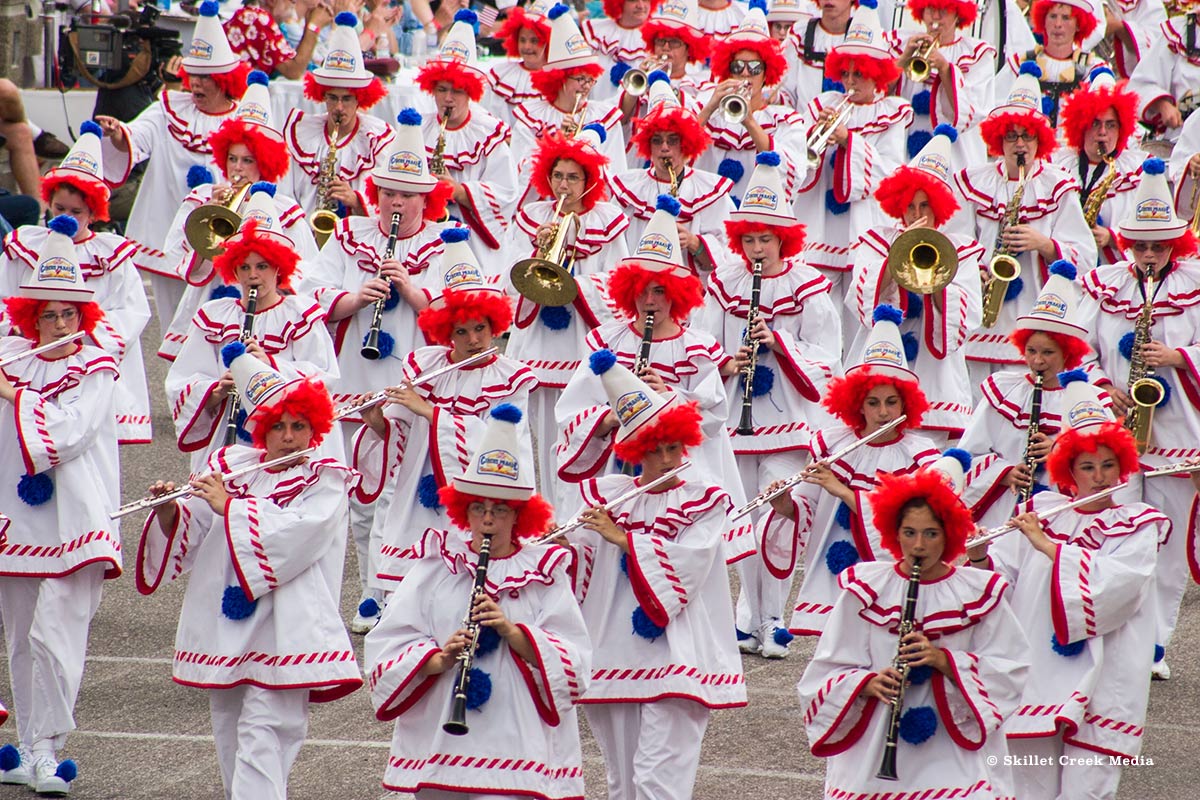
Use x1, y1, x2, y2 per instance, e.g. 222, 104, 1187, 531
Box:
1029, 430, 1053, 462
765, 479, 797, 519
360, 398, 387, 437
0, 374, 15, 403
471, 593, 518, 639
535, 223, 556, 251
422, 627, 472, 675
1107, 385, 1133, 417
190, 472, 230, 514
211, 182, 236, 205
864, 667, 905, 704
1190, 153, 1200, 181
749, 317, 774, 350
1149, 98, 1182, 130
1141, 341, 1184, 369
676, 223, 701, 255
357, 276, 393, 308
384, 384, 434, 421
1003, 463, 1033, 492
149, 480, 180, 530
1002, 225, 1052, 258
329, 179, 360, 211
380, 257, 409, 286
902, 215, 933, 233
148, 480, 178, 498
243, 339, 272, 365
722, 346, 752, 377
1092, 225, 1112, 249
1188, 457, 1200, 492
599, 408, 620, 434
900, 32, 929, 59
1010, 511, 1055, 559
580, 507, 626, 550
639, 368, 671, 395
965, 534, 990, 566
901, 631, 949, 674
803, 463, 854, 506
213, 371, 236, 401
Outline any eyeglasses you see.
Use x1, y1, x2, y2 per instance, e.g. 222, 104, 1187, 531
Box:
650, 134, 682, 148
1003, 131, 1039, 143
567, 73, 597, 85
1089, 119, 1120, 132
39, 308, 79, 324
467, 502, 515, 518
1131, 242, 1170, 254
324, 94, 358, 106
728, 59, 766, 76
655, 38, 685, 50
551, 171, 584, 184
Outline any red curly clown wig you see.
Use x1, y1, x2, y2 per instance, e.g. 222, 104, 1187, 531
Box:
824, 50, 901, 89
603, 0, 660, 20
3, 297, 104, 342
41, 175, 110, 223
1009, 327, 1090, 370
365, 177, 455, 222
869, 467, 974, 563
496, 8, 550, 58
249, 378, 335, 449
213, 220, 300, 291
641, 19, 710, 63
908, 0, 977, 29
822, 368, 929, 433
531, 63, 604, 104
531, 135, 610, 212
613, 400, 704, 464
1059, 81, 1139, 156
1031, 0, 1097, 44
607, 262, 705, 324
181, 63, 251, 101
979, 111, 1057, 159
1046, 421, 1140, 495
1115, 229, 1199, 261
302, 72, 388, 110
711, 38, 788, 88
439, 484, 556, 539
724, 220, 808, 260
632, 106, 711, 162
209, 120, 290, 184
417, 60, 486, 103
417, 288, 515, 345
875, 167, 960, 227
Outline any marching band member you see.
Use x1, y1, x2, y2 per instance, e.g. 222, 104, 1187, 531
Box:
584, 0, 658, 102
798, 452, 1028, 799
504, 125, 629, 488
1168, 107, 1200, 224
159, 72, 318, 361
136, 349, 362, 800
567, 353, 746, 800
1077, 157, 1200, 680
609, 75, 736, 274
484, 1, 552, 128
954, 62, 1095, 386
0, 123, 152, 445
694, 151, 842, 656
364, 405, 591, 799
763, 308, 940, 637
1052, 66, 1145, 266
1126, 2, 1200, 148
0, 220, 120, 795
848, 124, 984, 446
416, 10, 518, 250
967, 375, 1164, 799
94, 1, 248, 330
1093, 0, 1166, 79
284, 12, 394, 219
766, 0, 805, 107
636, 0, 713, 103
786, 0, 854, 104
698, 0, 748, 36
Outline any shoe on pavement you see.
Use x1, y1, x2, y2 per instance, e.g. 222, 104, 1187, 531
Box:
736, 628, 762, 655
33, 131, 70, 160
33, 756, 74, 796
1151, 660, 1171, 681
758, 623, 792, 659
350, 597, 382, 635
0, 743, 33, 785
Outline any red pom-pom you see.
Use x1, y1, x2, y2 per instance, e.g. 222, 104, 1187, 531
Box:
724, 219, 807, 260
3, 297, 104, 342
530, 133, 610, 211
821, 369, 929, 433
1031, 0, 1097, 43
1047, 421, 1140, 494
907, 0, 977, 28
825, 50, 900, 88
213, 220, 300, 290
1009, 328, 1090, 370
979, 110, 1057, 159
869, 468, 973, 564
640, 21, 709, 63
249, 378, 335, 449
41, 174, 110, 222
209, 120, 289, 183
710, 37, 787, 87
302, 73, 388, 110
875, 167, 959, 227
181, 62, 252, 101
607, 262, 705, 324
417, 60, 485, 103
531, 64, 603, 104
1059, 81, 1138, 156
612, 401, 704, 464
417, 288, 514, 344
632, 106, 711, 161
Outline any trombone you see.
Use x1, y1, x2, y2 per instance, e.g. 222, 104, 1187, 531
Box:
185, 181, 250, 260
509, 194, 582, 307
806, 95, 852, 170
906, 23, 939, 83
888, 227, 958, 294
720, 81, 752, 124
622, 56, 669, 97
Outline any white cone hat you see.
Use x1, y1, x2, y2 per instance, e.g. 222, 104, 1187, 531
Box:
54, 120, 105, 184
848, 304, 915, 381
832, 0, 891, 60
653, 0, 702, 35
1060, 371, 1115, 431
929, 448, 969, 494
588, 349, 680, 444
1118, 157, 1187, 240
20, 216, 93, 302
183, 1, 240, 75
622, 194, 690, 273
729, 151, 796, 225
453, 404, 535, 500
430, 228, 501, 306
726, 2, 771, 42
1016, 260, 1087, 337
312, 12, 375, 88
767, 0, 805, 23
436, 10, 486, 79
372, 109, 438, 192
233, 71, 283, 143
227, 183, 294, 248
990, 61, 1046, 118
224, 341, 291, 423
909, 123, 956, 185
544, 3, 598, 70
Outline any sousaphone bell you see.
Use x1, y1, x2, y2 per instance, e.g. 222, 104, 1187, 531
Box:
888, 228, 958, 295
185, 182, 251, 260
510, 201, 582, 307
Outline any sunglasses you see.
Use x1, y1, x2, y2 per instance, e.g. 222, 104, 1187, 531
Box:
728, 59, 766, 76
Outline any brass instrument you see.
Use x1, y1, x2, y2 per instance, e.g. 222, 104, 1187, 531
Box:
560, 92, 586, 137
806, 95, 853, 170
664, 156, 681, 197
1082, 147, 1118, 228
634, 310, 655, 375
0, 332, 85, 369
533, 462, 692, 545
361, 212, 402, 360
310, 138, 341, 249
443, 532, 495, 736
333, 347, 500, 420
982, 153, 1027, 328
184, 181, 250, 260
906, 23, 939, 83
622, 56, 669, 96
1019, 371, 1044, 503
889, 228, 958, 295
222, 287, 258, 448
720, 80, 753, 124
430, 108, 449, 177
110, 447, 318, 520
509, 194, 581, 306
1124, 274, 1164, 454
968, 483, 1128, 548
1187, 174, 1200, 237
736, 259, 764, 436
877, 557, 921, 781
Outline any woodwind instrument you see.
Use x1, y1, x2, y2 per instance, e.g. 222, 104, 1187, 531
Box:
110, 447, 318, 519
967, 483, 1128, 548
1082, 147, 1118, 227
0, 332, 85, 369
430, 107, 449, 176
664, 156, 680, 197
634, 310, 655, 375
534, 462, 691, 545
876, 557, 922, 781
222, 287, 258, 447
310, 138, 341, 249
334, 347, 499, 419
1124, 274, 1164, 454
735, 259, 764, 436
443, 533, 494, 736
361, 212, 402, 360
1018, 371, 1044, 503
982, 153, 1027, 328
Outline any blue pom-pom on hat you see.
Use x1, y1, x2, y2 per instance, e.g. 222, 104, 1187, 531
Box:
334, 11, 358, 26
79, 119, 102, 138
582, 122, 607, 144
859, 0, 877, 8
932, 123, 958, 143
187, 165, 215, 189
47, 215, 78, 238
911, 89, 931, 116
454, 8, 478, 24
647, 69, 670, 85
247, 70, 270, 87
656, 193, 681, 216
55, 761, 78, 783
417, 473, 443, 509
1057, 369, 1089, 387
590, 348, 618, 375
221, 341, 246, 368
548, 3, 570, 20
1142, 157, 1166, 176
396, 108, 423, 126
899, 706, 938, 745
610, 62, 632, 86
249, 181, 276, 198
756, 151, 781, 167
464, 667, 492, 709
943, 447, 972, 472
210, 284, 242, 301
222, 585, 258, 620
826, 540, 859, 574
17, 473, 52, 506
1019, 60, 1043, 78
0, 744, 20, 771
717, 158, 745, 184
199, 0, 219, 17
902, 331, 919, 361
873, 304, 904, 325
539, 305, 571, 329
1118, 330, 1135, 360
491, 403, 523, 424
440, 227, 470, 244
632, 606, 666, 640
1088, 65, 1115, 83
749, 0, 768, 11
1048, 259, 1076, 280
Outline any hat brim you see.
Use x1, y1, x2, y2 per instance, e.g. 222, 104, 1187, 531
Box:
728, 209, 799, 226
370, 175, 439, 192
987, 103, 1047, 121
182, 59, 242, 74
615, 257, 692, 278
224, 228, 296, 251
449, 475, 535, 501
543, 54, 600, 71
1117, 221, 1188, 240
614, 393, 679, 444
847, 362, 917, 382
19, 286, 95, 302
830, 44, 894, 60
309, 69, 376, 88
1014, 316, 1089, 338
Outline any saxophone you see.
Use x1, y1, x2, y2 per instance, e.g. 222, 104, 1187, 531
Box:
1082, 147, 1119, 228
982, 154, 1027, 328
430, 108, 449, 177
1124, 274, 1164, 454
310, 139, 340, 248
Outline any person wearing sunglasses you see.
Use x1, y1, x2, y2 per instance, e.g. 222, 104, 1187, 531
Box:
1076, 154, 1200, 684
954, 60, 1095, 388
484, 3, 551, 130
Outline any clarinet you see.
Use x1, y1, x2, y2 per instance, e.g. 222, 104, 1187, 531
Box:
1019, 371, 1044, 503
222, 287, 258, 447
736, 259, 764, 436
634, 310, 655, 375
361, 212, 402, 360
443, 533, 495, 736
877, 556, 922, 781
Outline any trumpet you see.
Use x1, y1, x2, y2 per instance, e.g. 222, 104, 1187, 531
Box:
560, 92, 586, 137
185, 180, 250, 260
333, 346, 499, 419
906, 23, 939, 83
510, 194, 581, 307
110, 446, 318, 519
0, 332, 86, 369
806, 95, 852, 170
966, 483, 1128, 549
720, 81, 752, 124
888, 227, 958, 295
981, 153, 1027, 328
622, 56, 668, 96
361, 212, 402, 360
534, 462, 692, 545
310, 139, 340, 249
222, 287, 258, 448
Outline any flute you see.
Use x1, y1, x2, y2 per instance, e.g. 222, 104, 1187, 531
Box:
360, 211, 402, 360
222, 287, 258, 447
0, 332, 86, 369
333, 346, 499, 420
533, 462, 691, 545
967, 482, 1129, 549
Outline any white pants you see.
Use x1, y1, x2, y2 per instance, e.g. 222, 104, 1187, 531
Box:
734, 450, 808, 635
1138, 472, 1193, 651
208, 685, 309, 800
0, 565, 104, 752
585, 698, 710, 800
1008, 737, 1123, 800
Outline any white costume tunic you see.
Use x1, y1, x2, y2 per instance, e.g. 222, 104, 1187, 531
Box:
697, 105, 806, 202
511, 97, 627, 184
421, 109, 517, 250
787, 14, 849, 105
697, 0, 746, 36
165, 294, 340, 473
1, 227, 152, 443
350, 346, 537, 585
365, 528, 591, 799
1101, 0, 1168, 78
1126, 12, 1200, 144
484, 60, 541, 128
847, 227, 985, 439
282, 110, 395, 214
952, 160, 1096, 370
959, 371, 1115, 531
1168, 108, 1200, 218
608, 166, 737, 273
757, 425, 939, 635
797, 562, 1028, 800
582, 16, 648, 103
158, 184, 319, 361
1050, 148, 1144, 267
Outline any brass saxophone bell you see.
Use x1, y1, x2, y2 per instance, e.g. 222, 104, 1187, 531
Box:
888, 228, 959, 295
309, 209, 340, 249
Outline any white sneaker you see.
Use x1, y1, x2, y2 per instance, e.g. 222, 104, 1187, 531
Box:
1151, 660, 1171, 681
737, 629, 762, 655
32, 756, 71, 795
758, 623, 791, 659
350, 597, 382, 635
0, 744, 33, 785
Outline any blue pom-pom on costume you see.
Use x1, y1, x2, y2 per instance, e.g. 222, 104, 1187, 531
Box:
249, 181, 276, 198
358, 597, 380, 618
943, 448, 972, 472
475, 626, 502, 657
1118, 331, 1135, 360
210, 284, 242, 301
221, 341, 246, 367
1057, 369, 1089, 387
417, 473, 443, 509
873, 304, 903, 325
1048, 260, 1077, 280
613, 458, 642, 476
440, 227, 470, 244
899, 706, 938, 745
222, 585, 258, 620
18, 473, 54, 506
247, 70, 270, 87
382, 283, 401, 312
619, 551, 629, 576
187, 165, 215, 188
822, 77, 845, 93
367, 330, 395, 360
539, 305, 572, 330
234, 408, 252, 443
1019, 60, 1043, 78
717, 158, 745, 184
905, 291, 923, 320
55, 761, 77, 783
590, 348, 618, 375
334, 10, 358, 26
453, 8, 478, 24
1032, 481, 1050, 495
756, 151, 781, 167
1041, 96, 1056, 118
199, 1, 220, 17
907, 130, 932, 160
491, 403, 523, 424
1004, 275, 1024, 302
464, 667, 492, 709
908, 664, 933, 686
80, 119, 103, 138
610, 62, 632, 86
911, 90, 931, 116
582, 122, 607, 144
1051, 631, 1086, 656
835, 501, 851, 530
547, 3, 570, 20
396, 108, 423, 126
1149, 375, 1171, 407
48, 215, 78, 238
0, 744, 20, 770
826, 540, 859, 574
632, 606, 666, 641
1154, 644, 1165, 663
825, 189, 850, 215
932, 123, 958, 143
740, 364, 775, 397
902, 331, 919, 362
656, 193, 681, 216
773, 627, 794, 647
1142, 157, 1166, 176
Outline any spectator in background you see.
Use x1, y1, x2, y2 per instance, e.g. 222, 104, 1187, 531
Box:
224, 0, 334, 78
